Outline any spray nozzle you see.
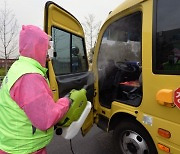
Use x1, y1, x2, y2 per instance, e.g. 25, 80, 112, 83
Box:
83, 85, 88, 90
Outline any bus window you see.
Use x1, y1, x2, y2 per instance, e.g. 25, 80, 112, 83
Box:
51, 27, 88, 75
153, 0, 180, 75
98, 12, 142, 108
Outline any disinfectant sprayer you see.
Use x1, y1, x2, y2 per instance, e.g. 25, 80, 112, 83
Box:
55, 86, 92, 139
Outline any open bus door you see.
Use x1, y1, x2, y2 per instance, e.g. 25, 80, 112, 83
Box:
44, 1, 94, 135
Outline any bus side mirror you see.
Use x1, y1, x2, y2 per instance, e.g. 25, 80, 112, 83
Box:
72, 46, 79, 56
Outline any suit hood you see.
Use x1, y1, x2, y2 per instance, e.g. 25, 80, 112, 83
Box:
19, 25, 49, 67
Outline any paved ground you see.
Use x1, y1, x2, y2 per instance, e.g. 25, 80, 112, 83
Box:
47, 125, 116, 154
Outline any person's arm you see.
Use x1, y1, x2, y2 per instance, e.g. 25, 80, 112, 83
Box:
10, 73, 70, 131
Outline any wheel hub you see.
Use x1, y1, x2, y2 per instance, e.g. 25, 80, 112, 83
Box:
127, 143, 137, 153
120, 130, 149, 154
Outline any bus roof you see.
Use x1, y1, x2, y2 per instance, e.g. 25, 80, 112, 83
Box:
107, 0, 146, 20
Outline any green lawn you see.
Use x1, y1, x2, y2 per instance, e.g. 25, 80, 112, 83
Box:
0, 68, 5, 76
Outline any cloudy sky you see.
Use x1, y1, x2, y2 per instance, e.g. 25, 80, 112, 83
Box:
0, 0, 124, 58
1, 0, 124, 30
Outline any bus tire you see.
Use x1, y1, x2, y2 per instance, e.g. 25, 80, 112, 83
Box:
113, 120, 158, 154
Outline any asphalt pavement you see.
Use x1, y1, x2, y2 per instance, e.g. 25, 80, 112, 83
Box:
47, 125, 116, 154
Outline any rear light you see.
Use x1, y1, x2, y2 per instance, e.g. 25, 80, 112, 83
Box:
158, 128, 171, 138
157, 143, 170, 153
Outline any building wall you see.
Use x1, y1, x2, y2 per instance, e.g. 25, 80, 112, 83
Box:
0, 59, 17, 68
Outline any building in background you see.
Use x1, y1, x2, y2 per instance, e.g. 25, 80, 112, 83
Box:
0, 59, 17, 69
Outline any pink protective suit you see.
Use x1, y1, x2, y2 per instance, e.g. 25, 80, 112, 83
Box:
0, 25, 70, 154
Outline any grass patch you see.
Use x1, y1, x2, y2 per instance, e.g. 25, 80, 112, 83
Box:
0, 68, 6, 76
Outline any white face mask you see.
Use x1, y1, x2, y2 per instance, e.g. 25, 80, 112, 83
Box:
48, 41, 54, 59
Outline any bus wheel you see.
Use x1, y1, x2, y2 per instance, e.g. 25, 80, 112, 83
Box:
113, 120, 157, 154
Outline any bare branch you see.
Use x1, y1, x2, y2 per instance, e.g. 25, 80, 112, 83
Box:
82, 14, 101, 61
0, 1, 19, 73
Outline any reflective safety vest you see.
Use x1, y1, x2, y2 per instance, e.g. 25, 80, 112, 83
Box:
0, 56, 53, 154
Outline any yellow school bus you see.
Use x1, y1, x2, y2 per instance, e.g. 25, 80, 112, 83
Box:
44, 0, 180, 153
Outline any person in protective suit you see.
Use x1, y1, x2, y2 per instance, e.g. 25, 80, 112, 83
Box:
0, 25, 71, 154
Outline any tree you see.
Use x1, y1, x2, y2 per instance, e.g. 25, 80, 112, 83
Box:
0, 1, 19, 73
82, 14, 101, 62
